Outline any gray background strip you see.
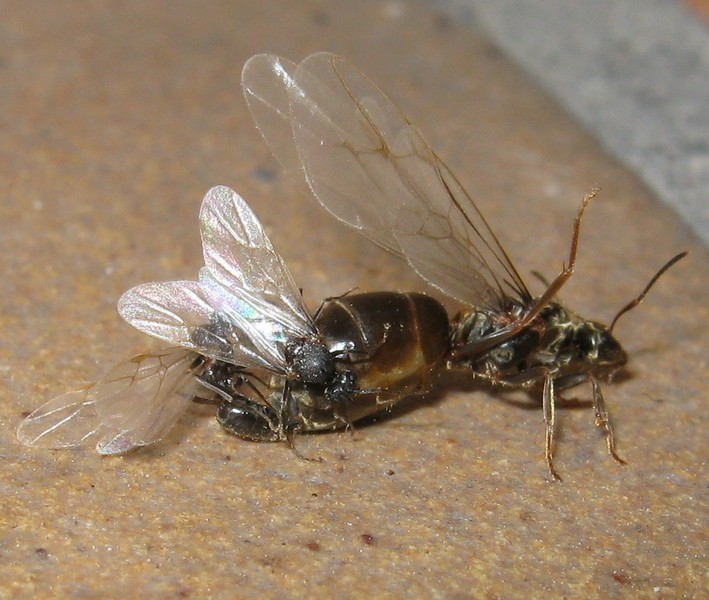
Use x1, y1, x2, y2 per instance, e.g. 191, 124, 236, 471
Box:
440, 0, 709, 244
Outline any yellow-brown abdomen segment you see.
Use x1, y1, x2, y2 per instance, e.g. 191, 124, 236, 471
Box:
316, 291, 450, 395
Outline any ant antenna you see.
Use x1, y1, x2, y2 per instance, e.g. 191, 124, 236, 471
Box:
609, 251, 688, 332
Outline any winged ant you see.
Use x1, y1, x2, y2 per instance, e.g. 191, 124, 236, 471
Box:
241, 52, 687, 479
17, 186, 449, 455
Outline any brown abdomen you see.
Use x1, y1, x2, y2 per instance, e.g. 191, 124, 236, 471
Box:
316, 291, 450, 396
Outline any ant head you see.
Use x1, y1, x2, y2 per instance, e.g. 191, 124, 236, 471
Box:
575, 321, 628, 370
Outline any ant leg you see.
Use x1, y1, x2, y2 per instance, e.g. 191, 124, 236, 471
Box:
312, 288, 359, 320
281, 379, 323, 462
590, 377, 626, 465
522, 188, 598, 325
342, 323, 392, 365
192, 395, 220, 405
542, 375, 562, 481
285, 426, 323, 462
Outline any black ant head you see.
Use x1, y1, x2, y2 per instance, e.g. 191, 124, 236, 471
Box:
574, 321, 628, 370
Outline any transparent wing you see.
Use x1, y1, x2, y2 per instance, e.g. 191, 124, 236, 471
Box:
242, 53, 402, 258
17, 386, 98, 449
118, 278, 283, 372
245, 52, 531, 310
119, 186, 314, 373
17, 348, 206, 454
242, 54, 303, 176
198, 185, 315, 363
200, 186, 312, 335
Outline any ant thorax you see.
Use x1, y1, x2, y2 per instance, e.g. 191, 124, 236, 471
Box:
449, 301, 628, 389
284, 337, 336, 386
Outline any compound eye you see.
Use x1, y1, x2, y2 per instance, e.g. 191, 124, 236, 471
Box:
574, 324, 598, 358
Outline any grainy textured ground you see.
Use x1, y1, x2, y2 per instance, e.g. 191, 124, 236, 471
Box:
1, 1, 706, 598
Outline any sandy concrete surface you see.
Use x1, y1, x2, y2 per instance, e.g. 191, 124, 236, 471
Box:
1, 1, 706, 598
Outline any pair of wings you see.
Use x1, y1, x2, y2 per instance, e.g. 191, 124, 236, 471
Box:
242, 52, 531, 311
117, 184, 315, 373
18, 186, 317, 453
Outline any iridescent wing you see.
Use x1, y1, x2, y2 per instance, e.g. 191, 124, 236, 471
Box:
199, 185, 313, 340
119, 186, 314, 373
17, 348, 205, 454
242, 54, 303, 177
118, 279, 245, 365
243, 52, 531, 310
